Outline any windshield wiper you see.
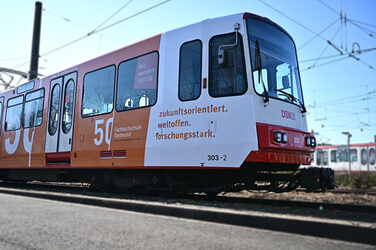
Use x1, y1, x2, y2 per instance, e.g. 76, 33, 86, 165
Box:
255, 40, 269, 104
275, 89, 307, 113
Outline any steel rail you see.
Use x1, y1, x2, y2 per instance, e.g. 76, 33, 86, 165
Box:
1, 181, 375, 213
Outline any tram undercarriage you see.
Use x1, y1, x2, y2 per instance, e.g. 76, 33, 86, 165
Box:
0, 164, 336, 194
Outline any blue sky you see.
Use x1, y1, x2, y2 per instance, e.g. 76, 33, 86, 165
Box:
0, 0, 375, 145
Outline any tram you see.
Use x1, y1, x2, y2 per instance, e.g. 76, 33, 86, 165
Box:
0, 13, 332, 193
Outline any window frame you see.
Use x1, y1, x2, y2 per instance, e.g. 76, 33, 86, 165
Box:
178, 39, 202, 102
48, 83, 61, 136
208, 32, 248, 98
370, 148, 375, 165
62, 79, 75, 134
246, 15, 306, 109
115, 51, 159, 113
17, 81, 35, 94
5, 95, 24, 132
23, 88, 45, 129
361, 148, 368, 165
81, 64, 116, 118
330, 150, 337, 163
350, 148, 358, 162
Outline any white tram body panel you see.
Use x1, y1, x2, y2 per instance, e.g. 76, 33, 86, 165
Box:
145, 13, 312, 168
145, 14, 258, 167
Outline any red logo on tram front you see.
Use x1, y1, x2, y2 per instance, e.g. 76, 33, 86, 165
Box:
281, 110, 296, 120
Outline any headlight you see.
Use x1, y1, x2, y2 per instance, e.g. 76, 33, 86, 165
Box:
274, 131, 287, 144
306, 136, 316, 147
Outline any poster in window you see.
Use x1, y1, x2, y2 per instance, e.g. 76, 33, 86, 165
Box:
133, 53, 157, 90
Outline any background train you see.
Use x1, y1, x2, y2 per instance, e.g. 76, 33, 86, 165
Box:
311, 143, 376, 173
0, 12, 324, 193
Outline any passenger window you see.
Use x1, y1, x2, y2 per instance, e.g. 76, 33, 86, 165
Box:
350, 149, 357, 162
116, 52, 158, 111
24, 89, 45, 128
316, 150, 328, 166
361, 149, 368, 165
17, 81, 34, 94
49, 84, 60, 136
209, 32, 247, 97
62, 80, 75, 134
179, 40, 202, 101
323, 151, 328, 166
82, 65, 115, 117
340, 150, 348, 162
330, 150, 337, 162
369, 148, 375, 165
5, 95, 23, 131
316, 150, 322, 165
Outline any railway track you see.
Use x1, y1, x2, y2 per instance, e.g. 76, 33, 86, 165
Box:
296, 187, 376, 195
0, 181, 375, 245
191, 193, 376, 213
1, 181, 375, 213
329, 188, 376, 195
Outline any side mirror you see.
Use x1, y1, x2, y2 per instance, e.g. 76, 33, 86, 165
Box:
217, 23, 240, 66
282, 75, 290, 89
4, 122, 7, 131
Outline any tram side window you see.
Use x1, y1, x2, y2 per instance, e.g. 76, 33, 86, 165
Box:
316, 150, 328, 166
116, 52, 158, 111
350, 149, 358, 162
370, 148, 375, 165
338, 148, 357, 162
5, 96, 23, 131
23, 89, 45, 128
82, 65, 115, 117
49, 84, 60, 136
330, 150, 337, 162
62, 80, 75, 134
209, 32, 247, 97
361, 149, 368, 165
179, 40, 202, 101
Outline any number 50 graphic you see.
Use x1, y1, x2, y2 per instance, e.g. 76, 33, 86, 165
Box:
94, 118, 113, 146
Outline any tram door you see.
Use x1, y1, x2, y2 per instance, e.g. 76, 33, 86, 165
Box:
45, 72, 77, 153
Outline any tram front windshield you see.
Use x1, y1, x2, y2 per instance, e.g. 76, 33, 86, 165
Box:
247, 17, 304, 107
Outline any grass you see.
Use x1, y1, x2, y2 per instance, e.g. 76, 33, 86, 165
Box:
334, 172, 376, 189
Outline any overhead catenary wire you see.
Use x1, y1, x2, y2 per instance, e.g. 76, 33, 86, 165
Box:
298, 18, 339, 50
307, 25, 342, 69
314, 89, 376, 106
13, 0, 171, 69
257, 0, 363, 71
317, 0, 339, 15
87, 0, 133, 36
299, 47, 376, 63
43, 0, 171, 57
0, 56, 29, 62
284, 0, 375, 72
348, 20, 376, 39
258, 0, 328, 42
349, 18, 376, 29
300, 54, 349, 72
314, 111, 368, 122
